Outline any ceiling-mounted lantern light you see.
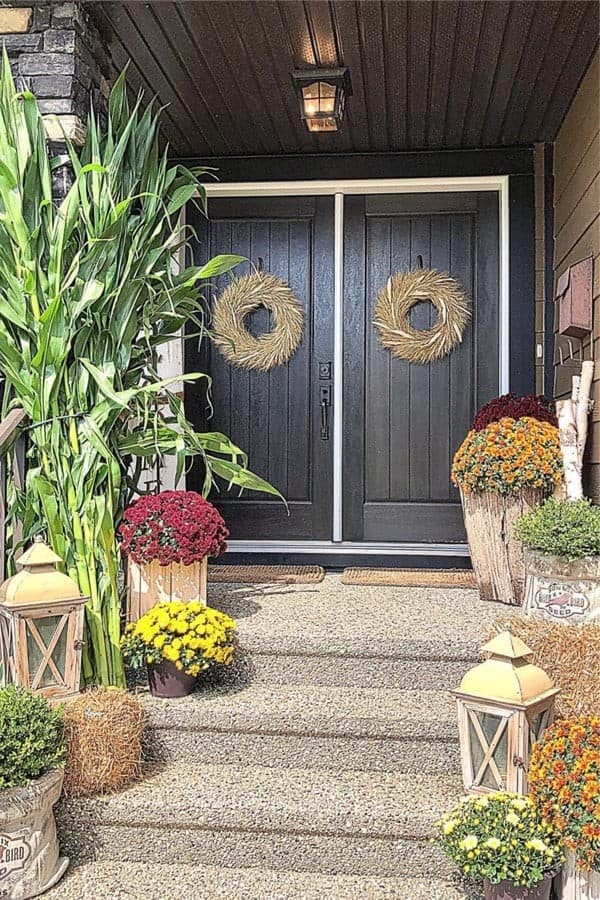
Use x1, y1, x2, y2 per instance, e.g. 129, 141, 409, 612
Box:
292, 68, 352, 133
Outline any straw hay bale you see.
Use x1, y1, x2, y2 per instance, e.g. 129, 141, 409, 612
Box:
62, 688, 145, 797
486, 616, 600, 719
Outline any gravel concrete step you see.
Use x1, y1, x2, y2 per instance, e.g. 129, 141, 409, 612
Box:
46, 860, 465, 899
57, 762, 463, 877
140, 684, 460, 772
250, 650, 470, 689
208, 577, 503, 663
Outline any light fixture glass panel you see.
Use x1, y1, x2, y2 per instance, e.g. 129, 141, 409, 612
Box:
468, 711, 508, 790
302, 82, 337, 117
26, 616, 67, 687
306, 117, 338, 133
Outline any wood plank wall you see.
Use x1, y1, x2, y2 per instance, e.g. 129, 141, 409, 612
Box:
553, 51, 600, 501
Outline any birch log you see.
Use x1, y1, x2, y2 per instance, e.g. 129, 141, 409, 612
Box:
556, 360, 594, 500
576, 360, 594, 467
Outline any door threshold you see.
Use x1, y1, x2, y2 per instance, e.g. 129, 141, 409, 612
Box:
228, 540, 469, 556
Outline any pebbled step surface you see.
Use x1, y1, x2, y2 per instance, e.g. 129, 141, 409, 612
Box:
141, 684, 461, 772
57, 762, 462, 876
207, 576, 504, 659
46, 860, 466, 899
59, 762, 461, 837
141, 684, 458, 740
249, 650, 470, 689
145, 726, 461, 774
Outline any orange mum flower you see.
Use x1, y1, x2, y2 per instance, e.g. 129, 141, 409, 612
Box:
451, 417, 563, 496
529, 716, 600, 872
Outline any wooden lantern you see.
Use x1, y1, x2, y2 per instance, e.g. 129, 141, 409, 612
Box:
451, 632, 559, 795
0, 537, 87, 701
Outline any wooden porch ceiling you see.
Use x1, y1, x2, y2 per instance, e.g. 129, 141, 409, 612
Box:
91, 1, 599, 159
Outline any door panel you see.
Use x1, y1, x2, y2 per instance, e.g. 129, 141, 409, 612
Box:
185, 196, 334, 540
343, 192, 500, 543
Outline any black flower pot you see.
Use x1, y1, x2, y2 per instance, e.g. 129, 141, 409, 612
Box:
147, 660, 196, 698
484, 876, 553, 900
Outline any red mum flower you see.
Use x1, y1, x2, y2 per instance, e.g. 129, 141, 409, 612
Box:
473, 393, 557, 431
119, 491, 229, 565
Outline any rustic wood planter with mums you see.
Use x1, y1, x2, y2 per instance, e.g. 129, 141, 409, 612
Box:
127, 557, 208, 622
120, 490, 228, 622
558, 851, 600, 900
0, 768, 67, 899
452, 399, 563, 605
460, 488, 544, 605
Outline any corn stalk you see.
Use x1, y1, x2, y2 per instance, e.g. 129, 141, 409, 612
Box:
0, 57, 280, 686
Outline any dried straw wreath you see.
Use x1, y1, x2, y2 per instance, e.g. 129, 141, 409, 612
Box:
373, 268, 470, 364
212, 271, 304, 372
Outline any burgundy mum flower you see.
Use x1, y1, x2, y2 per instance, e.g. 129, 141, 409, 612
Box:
473, 393, 557, 431
119, 491, 229, 566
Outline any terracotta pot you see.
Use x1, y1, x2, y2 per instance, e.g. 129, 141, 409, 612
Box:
127, 557, 208, 622
523, 549, 600, 625
147, 660, 196, 698
0, 768, 68, 899
484, 875, 552, 900
460, 488, 545, 604
556, 849, 600, 899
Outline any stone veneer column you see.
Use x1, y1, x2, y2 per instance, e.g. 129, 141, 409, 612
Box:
1, 1, 113, 194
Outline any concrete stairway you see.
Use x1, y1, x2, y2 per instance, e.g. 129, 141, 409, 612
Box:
50, 577, 505, 900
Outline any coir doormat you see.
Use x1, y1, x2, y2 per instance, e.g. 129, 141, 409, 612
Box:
208, 564, 325, 584
341, 567, 476, 588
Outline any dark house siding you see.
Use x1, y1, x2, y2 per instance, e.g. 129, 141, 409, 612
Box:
552, 51, 600, 500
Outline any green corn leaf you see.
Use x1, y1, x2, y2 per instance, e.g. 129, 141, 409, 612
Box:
0, 56, 283, 689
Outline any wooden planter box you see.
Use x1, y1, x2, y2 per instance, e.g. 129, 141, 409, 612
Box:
556, 850, 600, 899
523, 549, 600, 624
127, 557, 208, 622
459, 488, 544, 605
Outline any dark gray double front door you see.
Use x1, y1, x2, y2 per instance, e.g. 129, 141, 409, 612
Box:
186, 191, 499, 545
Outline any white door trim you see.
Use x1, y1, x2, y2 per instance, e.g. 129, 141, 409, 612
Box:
203, 176, 510, 555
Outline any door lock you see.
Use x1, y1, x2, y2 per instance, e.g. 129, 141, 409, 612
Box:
320, 386, 331, 441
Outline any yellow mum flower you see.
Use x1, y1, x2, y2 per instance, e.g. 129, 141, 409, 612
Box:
484, 837, 501, 850
459, 835, 478, 851
526, 838, 548, 853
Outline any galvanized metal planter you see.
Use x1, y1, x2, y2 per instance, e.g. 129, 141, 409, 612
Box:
127, 558, 208, 622
0, 768, 67, 899
460, 488, 544, 604
523, 549, 600, 624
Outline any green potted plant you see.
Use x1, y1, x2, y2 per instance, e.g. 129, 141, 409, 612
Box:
434, 792, 564, 900
528, 715, 600, 900
516, 498, 600, 624
0, 685, 67, 898
452, 397, 563, 605
121, 600, 236, 698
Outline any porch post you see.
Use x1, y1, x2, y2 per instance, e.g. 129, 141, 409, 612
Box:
1, 1, 113, 196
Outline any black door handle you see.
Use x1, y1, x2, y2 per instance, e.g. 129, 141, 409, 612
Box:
320, 386, 331, 440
